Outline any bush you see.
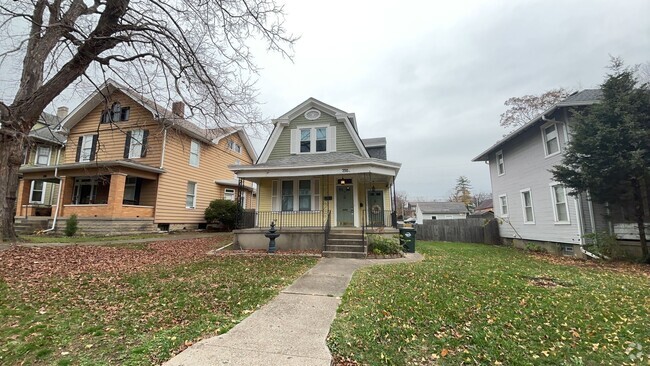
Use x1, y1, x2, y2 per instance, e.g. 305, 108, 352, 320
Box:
64, 214, 78, 237
367, 234, 402, 255
525, 242, 546, 253
204, 199, 242, 231
583, 231, 619, 258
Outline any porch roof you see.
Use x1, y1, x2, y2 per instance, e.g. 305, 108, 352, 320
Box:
19, 160, 165, 174
215, 179, 256, 191
230, 152, 401, 178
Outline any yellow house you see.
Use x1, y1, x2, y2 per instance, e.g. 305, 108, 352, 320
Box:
231, 98, 401, 256
16, 79, 256, 234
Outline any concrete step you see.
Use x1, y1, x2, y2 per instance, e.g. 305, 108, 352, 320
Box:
322, 251, 366, 259
326, 244, 365, 253
328, 233, 363, 240
327, 238, 364, 244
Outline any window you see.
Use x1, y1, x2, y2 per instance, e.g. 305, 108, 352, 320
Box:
36, 146, 51, 166
300, 129, 311, 153
543, 123, 560, 156
73, 177, 98, 204
224, 188, 235, 201
316, 127, 327, 152
271, 180, 279, 211
186, 182, 197, 208
299, 180, 311, 211
281, 180, 294, 211
78, 135, 96, 162
189, 140, 200, 167
498, 194, 508, 217
123, 177, 137, 204
227, 139, 241, 153
496, 150, 505, 175
551, 184, 570, 223
29, 181, 46, 203
521, 189, 535, 223
127, 129, 146, 159
101, 103, 130, 123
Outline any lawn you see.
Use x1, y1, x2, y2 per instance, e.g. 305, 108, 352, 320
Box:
0, 236, 317, 365
328, 242, 650, 365
19, 233, 170, 243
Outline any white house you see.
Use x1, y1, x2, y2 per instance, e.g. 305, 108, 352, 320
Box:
415, 202, 467, 224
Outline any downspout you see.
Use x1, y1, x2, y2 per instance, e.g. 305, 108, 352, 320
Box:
43, 148, 62, 233
160, 128, 167, 169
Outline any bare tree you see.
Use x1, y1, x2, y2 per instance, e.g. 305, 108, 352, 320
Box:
500, 88, 570, 130
394, 191, 408, 219
0, 0, 296, 242
472, 192, 491, 208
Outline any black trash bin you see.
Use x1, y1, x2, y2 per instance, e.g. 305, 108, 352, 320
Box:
399, 227, 416, 253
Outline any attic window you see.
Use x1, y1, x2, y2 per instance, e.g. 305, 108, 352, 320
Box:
101, 103, 130, 123
304, 109, 321, 120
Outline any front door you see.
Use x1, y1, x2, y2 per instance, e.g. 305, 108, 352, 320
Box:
367, 190, 385, 226
336, 185, 354, 226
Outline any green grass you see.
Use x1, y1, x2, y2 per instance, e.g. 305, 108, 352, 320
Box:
328, 242, 650, 365
19, 233, 169, 243
0, 255, 317, 365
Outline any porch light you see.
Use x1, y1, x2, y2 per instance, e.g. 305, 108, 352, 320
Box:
339, 178, 346, 185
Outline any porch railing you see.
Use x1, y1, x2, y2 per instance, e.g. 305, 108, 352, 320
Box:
323, 210, 331, 251
366, 210, 398, 229
238, 210, 329, 229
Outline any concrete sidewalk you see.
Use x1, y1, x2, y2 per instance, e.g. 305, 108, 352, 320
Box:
164, 253, 424, 366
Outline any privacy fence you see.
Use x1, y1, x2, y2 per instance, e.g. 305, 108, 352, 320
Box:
415, 218, 500, 244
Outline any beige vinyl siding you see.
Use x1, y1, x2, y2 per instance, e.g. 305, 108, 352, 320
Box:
155, 130, 254, 223
65, 91, 164, 166
267, 109, 361, 160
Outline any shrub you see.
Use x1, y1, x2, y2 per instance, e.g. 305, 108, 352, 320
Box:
525, 242, 546, 253
367, 234, 402, 255
64, 214, 78, 237
583, 231, 619, 259
204, 199, 242, 231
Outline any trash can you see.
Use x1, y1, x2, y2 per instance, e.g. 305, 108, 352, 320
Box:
400, 227, 416, 253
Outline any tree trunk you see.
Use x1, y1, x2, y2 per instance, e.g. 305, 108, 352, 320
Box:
631, 178, 649, 262
0, 126, 27, 243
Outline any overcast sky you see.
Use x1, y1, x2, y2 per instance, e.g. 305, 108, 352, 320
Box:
249, 0, 650, 200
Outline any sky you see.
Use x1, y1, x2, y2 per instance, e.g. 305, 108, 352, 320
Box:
248, 0, 650, 200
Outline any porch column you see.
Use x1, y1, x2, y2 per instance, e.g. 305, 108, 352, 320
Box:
107, 173, 127, 217
60, 176, 74, 217
15, 179, 29, 217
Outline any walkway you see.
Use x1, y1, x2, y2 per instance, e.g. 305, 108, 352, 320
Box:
164, 253, 424, 366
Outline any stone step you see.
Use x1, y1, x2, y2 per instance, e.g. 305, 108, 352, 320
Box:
326, 244, 365, 253
322, 251, 366, 259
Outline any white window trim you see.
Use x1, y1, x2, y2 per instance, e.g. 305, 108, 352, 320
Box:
278, 178, 321, 211
495, 150, 505, 176
549, 182, 571, 224
498, 194, 508, 217
541, 122, 561, 158
186, 181, 197, 209
520, 188, 535, 224
80, 135, 94, 162
128, 129, 144, 159
296, 124, 330, 154
224, 188, 235, 201
35, 145, 52, 166
189, 140, 200, 167
29, 181, 46, 204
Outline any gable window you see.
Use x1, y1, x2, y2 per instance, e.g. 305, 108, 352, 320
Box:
521, 189, 535, 224
186, 181, 197, 208
124, 129, 148, 159
227, 139, 241, 153
36, 146, 51, 166
76, 134, 97, 162
498, 194, 508, 217
550, 184, 570, 223
29, 181, 46, 204
543, 123, 560, 156
291, 125, 335, 154
224, 188, 235, 201
316, 127, 327, 152
189, 140, 200, 167
101, 102, 130, 123
496, 150, 505, 176
300, 129, 311, 153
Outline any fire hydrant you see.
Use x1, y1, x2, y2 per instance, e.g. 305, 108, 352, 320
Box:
264, 221, 280, 253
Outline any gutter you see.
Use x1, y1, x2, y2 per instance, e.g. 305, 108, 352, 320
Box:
43, 148, 63, 233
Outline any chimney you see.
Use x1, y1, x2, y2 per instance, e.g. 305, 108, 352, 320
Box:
57, 106, 69, 120
172, 101, 185, 118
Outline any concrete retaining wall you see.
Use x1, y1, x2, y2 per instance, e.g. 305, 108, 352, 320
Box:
52, 217, 158, 235
234, 228, 325, 251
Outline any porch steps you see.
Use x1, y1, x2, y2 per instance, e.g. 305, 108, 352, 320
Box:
323, 230, 366, 258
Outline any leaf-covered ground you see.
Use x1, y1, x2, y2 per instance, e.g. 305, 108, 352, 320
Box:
328, 242, 650, 365
0, 235, 317, 365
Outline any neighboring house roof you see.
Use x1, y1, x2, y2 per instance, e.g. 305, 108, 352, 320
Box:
38, 111, 59, 126
29, 125, 66, 145
474, 199, 493, 212
19, 160, 165, 174
472, 89, 602, 161
418, 202, 467, 214
362, 137, 387, 160
57, 79, 257, 160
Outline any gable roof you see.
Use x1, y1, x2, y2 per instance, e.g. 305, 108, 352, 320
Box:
363, 137, 387, 160
29, 125, 66, 145
475, 199, 493, 211
257, 98, 371, 163
472, 89, 602, 161
418, 202, 468, 214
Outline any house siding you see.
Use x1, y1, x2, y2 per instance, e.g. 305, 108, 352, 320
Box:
267, 108, 361, 160
489, 111, 582, 245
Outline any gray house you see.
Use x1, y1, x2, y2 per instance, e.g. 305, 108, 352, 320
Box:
415, 202, 468, 224
473, 90, 649, 258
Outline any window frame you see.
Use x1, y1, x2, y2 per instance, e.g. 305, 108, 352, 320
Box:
550, 183, 571, 224
498, 194, 508, 217
296, 124, 329, 154
35, 145, 51, 166
186, 181, 197, 209
227, 139, 241, 153
278, 178, 321, 212
29, 180, 46, 204
189, 140, 200, 167
224, 188, 235, 201
79, 135, 95, 162
495, 150, 505, 176
541, 122, 561, 157
520, 188, 535, 224
128, 129, 145, 159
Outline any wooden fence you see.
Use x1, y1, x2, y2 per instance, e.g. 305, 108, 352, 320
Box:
415, 218, 500, 244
